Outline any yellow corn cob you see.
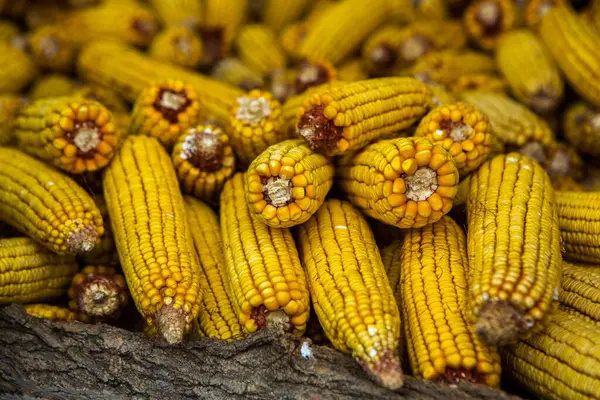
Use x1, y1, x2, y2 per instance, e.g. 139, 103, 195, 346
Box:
338, 136, 460, 229
235, 24, 287, 78
149, 26, 203, 69
294, 59, 336, 95
263, 0, 309, 33
414, 102, 494, 177
540, 6, 600, 107
296, 77, 433, 156
556, 191, 600, 264
228, 89, 285, 166
268, 68, 298, 107
72, 84, 129, 115
297, 0, 389, 66
542, 142, 584, 182
68, 265, 129, 322
496, 30, 564, 114
62, 2, 159, 48
14, 97, 119, 174
296, 199, 403, 389
450, 74, 507, 95
24, 304, 76, 322
463, 0, 517, 51
337, 59, 368, 82
559, 261, 600, 323
220, 173, 310, 335
29, 75, 75, 101
279, 22, 308, 60
0, 95, 25, 146
172, 124, 236, 204
0, 19, 20, 42
129, 80, 202, 150
184, 196, 244, 341
78, 195, 119, 267
29, 25, 76, 73
410, 50, 496, 87
380, 240, 403, 305
0, 40, 37, 93
77, 41, 243, 125
429, 85, 458, 107
148, 0, 203, 29
467, 153, 562, 346
211, 58, 264, 91
103, 135, 202, 344
0, 237, 78, 304
564, 101, 600, 157
459, 91, 556, 158
245, 139, 334, 228
0, 148, 103, 254
524, 0, 566, 28
503, 309, 600, 400
387, 0, 448, 23
362, 22, 467, 75
399, 216, 502, 386
201, 0, 249, 63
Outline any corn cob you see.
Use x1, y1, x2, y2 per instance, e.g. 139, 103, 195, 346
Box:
29, 75, 75, 101
0, 40, 37, 94
14, 97, 119, 174
279, 22, 308, 60
0, 95, 25, 146
294, 59, 336, 95
220, 173, 310, 335
129, 80, 202, 150
503, 309, 600, 400
564, 101, 600, 156
463, 0, 517, 51
296, 199, 403, 389
559, 261, 600, 323
24, 304, 76, 322
200, 0, 249, 63
0, 148, 103, 254
263, 0, 308, 34
542, 143, 584, 182
172, 124, 236, 204
296, 0, 388, 66
410, 50, 496, 88
337, 59, 368, 83
184, 196, 244, 341
0, 237, 78, 304
235, 24, 287, 78
0, 19, 20, 42
228, 89, 285, 166
211, 58, 264, 91
72, 84, 129, 115
78, 195, 118, 267
584, 0, 600, 29
450, 74, 507, 95
414, 102, 494, 177
77, 41, 243, 126
409, 0, 449, 20
246, 139, 334, 228
556, 191, 600, 264
338, 137, 460, 229
148, 0, 203, 29
103, 135, 201, 344
430, 85, 458, 107
496, 30, 563, 114
540, 6, 600, 107
296, 77, 433, 156
524, 0, 566, 28
149, 26, 203, 69
467, 153, 562, 346
380, 240, 403, 305
68, 265, 129, 322
29, 25, 76, 73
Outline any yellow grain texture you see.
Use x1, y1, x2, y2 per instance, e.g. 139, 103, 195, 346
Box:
235, 24, 287, 77
556, 191, 600, 264
149, 26, 203, 69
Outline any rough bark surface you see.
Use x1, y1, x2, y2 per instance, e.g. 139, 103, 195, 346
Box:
0, 305, 518, 400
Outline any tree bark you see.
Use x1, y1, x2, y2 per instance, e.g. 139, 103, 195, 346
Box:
0, 305, 518, 400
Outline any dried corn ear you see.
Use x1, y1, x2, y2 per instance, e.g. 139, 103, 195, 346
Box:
211, 58, 264, 91
201, 0, 249, 62
337, 59, 368, 83
0, 95, 25, 146
78, 195, 118, 267
220, 173, 310, 335
29, 75, 75, 100
338, 137, 460, 229
560, 261, 600, 323
279, 22, 308, 60
414, 102, 494, 177
463, 0, 517, 51
296, 77, 433, 156
184, 196, 244, 341
263, 0, 309, 33
564, 101, 600, 156
524, 0, 566, 28
172, 124, 235, 204
14, 97, 119, 174
24, 304, 76, 322
496, 30, 563, 114
149, 26, 203, 69
72, 84, 129, 115
29, 25, 76, 73
235, 24, 287, 77
503, 309, 600, 400
228, 90, 285, 166
410, 0, 449, 20
450, 74, 507, 95
68, 265, 129, 322
467, 153, 561, 346
0, 40, 37, 93
294, 59, 336, 95
410, 50, 496, 87
556, 191, 600, 264
0, 19, 20, 42
246, 139, 334, 228
296, 199, 403, 389
103, 135, 202, 344
130, 80, 202, 150
540, 6, 600, 107
148, 0, 203, 29
0, 237, 78, 304
0, 148, 103, 254
542, 143, 584, 181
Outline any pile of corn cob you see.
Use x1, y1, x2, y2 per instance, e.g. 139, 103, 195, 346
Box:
1, 0, 600, 397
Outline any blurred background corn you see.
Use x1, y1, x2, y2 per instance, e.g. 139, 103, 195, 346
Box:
450, 73, 507, 95
410, 50, 496, 88
148, 0, 203, 29
263, 0, 309, 34
200, 0, 249, 64
0, 40, 37, 93
235, 24, 286, 78
211, 58, 264, 91
563, 101, 600, 157
149, 26, 203, 69
463, 0, 517, 51
0, 95, 25, 146
29, 75, 75, 100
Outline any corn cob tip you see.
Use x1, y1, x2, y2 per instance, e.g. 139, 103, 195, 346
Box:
178, 126, 224, 172
475, 301, 528, 346
235, 95, 272, 124
360, 350, 404, 390
68, 225, 98, 254
74, 275, 126, 318
154, 89, 192, 123
297, 105, 341, 154
369, 44, 397, 71
155, 304, 187, 345
295, 61, 334, 95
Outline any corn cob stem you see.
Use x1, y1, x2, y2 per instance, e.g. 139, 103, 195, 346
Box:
556, 191, 600, 264
24, 304, 76, 322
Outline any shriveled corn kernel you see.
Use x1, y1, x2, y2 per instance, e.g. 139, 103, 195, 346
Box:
148, 0, 203, 29
0, 148, 103, 255
149, 26, 203, 69
556, 191, 600, 264
24, 304, 76, 322
78, 195, 119, 267
415, 102, 494, 177
463, 0, 517, 51
172, 124, 235, 204
411, 50, 496, 88
211, 58, 264, 91
564, 101, 600, 157
467, 153, 561, 346
0, 237, 78, 304
0, 95, 25, 146
450, 74, 507, 95
560, 261, 600, 323
235, 24, 287, 78
29, 75, 75, 100
246, 139, 334, 228
29, 25, 76, 73
524, 0, 566, 28
0, 40, 37, 93
200, 0, 249, 63
130, 80, 202, 150
294, 59, 336, 95
297, 199, 403, 390
338, 136, 459, 229
220, 173, 310, 335
296, 77, 433, 156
